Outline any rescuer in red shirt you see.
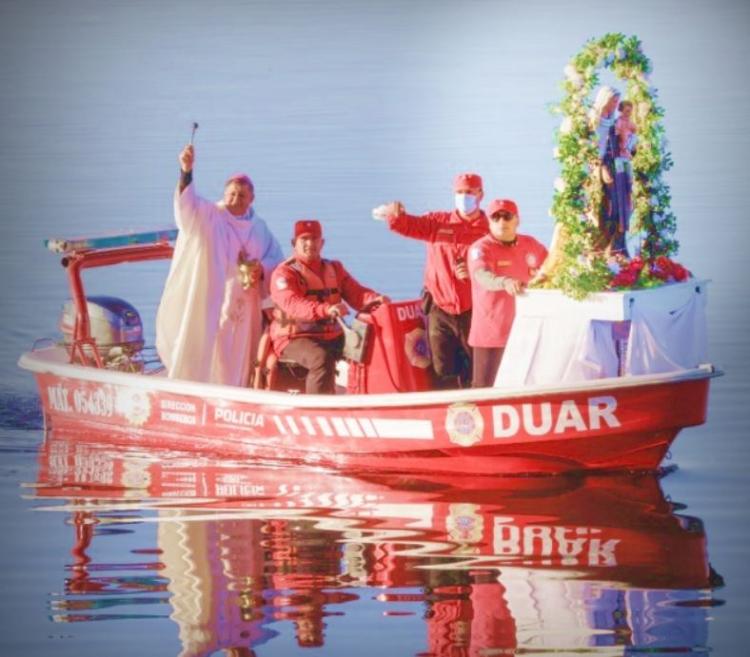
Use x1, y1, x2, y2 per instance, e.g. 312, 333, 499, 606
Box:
467, 199, 548, 388
270, 220, 388, 394
374, 173, 489, 388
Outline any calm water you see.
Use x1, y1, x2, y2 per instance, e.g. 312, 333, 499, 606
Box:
1, 0, 748, 655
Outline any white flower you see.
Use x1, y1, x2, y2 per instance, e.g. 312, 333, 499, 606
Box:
560, 117, 573, 134
564, 64, 584, 88
554, 177, 566, 193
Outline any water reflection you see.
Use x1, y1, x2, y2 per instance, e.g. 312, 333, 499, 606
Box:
30, 430, 723, 656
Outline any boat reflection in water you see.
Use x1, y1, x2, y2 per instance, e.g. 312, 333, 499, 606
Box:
31, 429, 724, 656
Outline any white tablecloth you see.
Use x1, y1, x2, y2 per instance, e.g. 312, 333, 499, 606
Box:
495, 281, 709, 387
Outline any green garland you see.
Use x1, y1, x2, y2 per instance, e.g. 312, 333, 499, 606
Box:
546, 33, 678, 298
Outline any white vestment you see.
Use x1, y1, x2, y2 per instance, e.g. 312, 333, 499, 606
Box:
156, 183, 283, 386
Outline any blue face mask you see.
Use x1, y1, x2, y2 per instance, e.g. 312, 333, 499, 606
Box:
455, 193, 479, 215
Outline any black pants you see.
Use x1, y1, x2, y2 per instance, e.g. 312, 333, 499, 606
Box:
427, 305, 472, 389
472, 346, 505, 388
281, 336, 343, 394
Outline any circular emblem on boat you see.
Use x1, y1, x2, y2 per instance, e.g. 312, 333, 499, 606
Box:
404, 327, 431, 369
115, 387, 152, 426
445, 403, 484, 447
446, 503, 483, 546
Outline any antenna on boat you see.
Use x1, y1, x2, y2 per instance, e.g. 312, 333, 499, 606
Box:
189, 121, 199, 145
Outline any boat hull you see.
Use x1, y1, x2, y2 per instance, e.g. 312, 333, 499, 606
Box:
22, 347, 715, 475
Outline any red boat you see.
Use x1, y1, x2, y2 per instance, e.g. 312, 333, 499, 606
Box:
19, 230, 719, 475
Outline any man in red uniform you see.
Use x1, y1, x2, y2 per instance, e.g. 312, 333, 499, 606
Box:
376, 173, 489, 388
270, 220, 388, 394
467, 199, 548, 388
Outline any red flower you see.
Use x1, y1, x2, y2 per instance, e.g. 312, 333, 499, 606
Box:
649, 256, 671, 281
611, 269, 638, 288
608, 255, 691, 289
672, 263, 689, 281
628, 256, 645, 273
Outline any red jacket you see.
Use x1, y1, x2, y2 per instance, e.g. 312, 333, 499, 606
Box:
388, 210, 488, 315
270, 257, 380, 356
467, 233, 548, 348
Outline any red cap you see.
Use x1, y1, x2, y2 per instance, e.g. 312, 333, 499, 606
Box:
487, 199, 519, 218
224, 172, 254, 191
453, 172, 483, 192
294, 220, 322, 239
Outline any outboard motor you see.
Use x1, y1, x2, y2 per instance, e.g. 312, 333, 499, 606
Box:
59, 295, 144, 371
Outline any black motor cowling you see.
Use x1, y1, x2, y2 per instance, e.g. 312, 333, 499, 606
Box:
59, 295, 144, 370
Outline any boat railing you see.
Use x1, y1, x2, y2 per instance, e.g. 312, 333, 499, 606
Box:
46, 228, 178, 255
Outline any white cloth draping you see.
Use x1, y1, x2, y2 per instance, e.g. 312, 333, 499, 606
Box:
495, 314, 619, 387
624, 287, 708, 375
156, 183, 283, 386
494, 285, 708, 387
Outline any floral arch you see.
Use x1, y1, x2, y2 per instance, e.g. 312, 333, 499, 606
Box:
542, 33, 686, 298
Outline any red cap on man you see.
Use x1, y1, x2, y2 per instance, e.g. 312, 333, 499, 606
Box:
294, 220, 322, 240
487, 199, 519, 218
453, 172, 483, 192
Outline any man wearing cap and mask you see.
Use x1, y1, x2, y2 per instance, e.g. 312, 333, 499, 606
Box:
156, 144, 283, 386
270, 220, 389, 394
374, 173, 489, 388
467, 199, 548, 387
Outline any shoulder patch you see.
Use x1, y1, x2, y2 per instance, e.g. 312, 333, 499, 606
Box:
276, 277, 289, 290
469, 246, 482, 261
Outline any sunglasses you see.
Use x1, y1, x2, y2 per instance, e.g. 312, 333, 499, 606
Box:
490, 213, 515, 222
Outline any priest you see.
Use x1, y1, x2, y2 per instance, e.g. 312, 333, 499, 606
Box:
156, 144, 283, 386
